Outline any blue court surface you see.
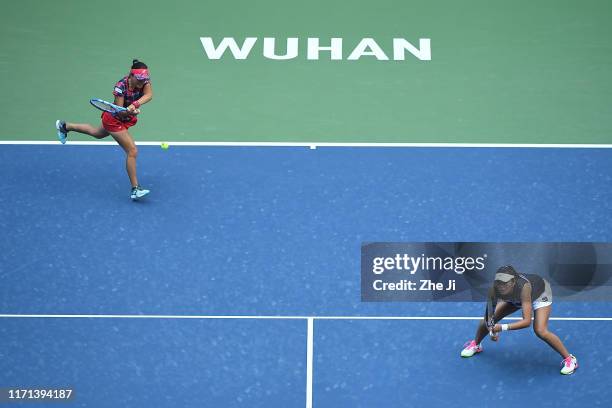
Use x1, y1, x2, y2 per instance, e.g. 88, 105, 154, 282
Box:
1, 145, 612, 407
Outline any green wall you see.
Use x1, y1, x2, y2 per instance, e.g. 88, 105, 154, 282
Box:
1, 0, 611, 143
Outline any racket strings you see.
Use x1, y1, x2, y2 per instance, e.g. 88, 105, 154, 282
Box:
91, 99, 120, 113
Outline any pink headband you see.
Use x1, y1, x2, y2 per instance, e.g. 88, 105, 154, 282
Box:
130, 68, 150, 80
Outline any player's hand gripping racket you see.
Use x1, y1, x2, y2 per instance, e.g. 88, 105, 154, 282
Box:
89, 99, 139, 116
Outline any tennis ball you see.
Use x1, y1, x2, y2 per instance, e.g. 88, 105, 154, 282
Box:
161, 142, 169, 150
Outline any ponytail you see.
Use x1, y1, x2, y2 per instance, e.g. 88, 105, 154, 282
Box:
131, 59, 148, 69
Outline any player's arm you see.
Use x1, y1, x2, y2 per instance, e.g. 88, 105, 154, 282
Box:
114, 95, 125, 108
114, 95, 131, 119
496, 283, 532, 332
127, 83, 153, 111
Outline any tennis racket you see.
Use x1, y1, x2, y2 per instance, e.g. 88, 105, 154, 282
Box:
485, 290, 498, 339
90, 98, 128, 115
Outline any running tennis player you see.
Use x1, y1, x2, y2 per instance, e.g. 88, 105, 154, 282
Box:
461, 265, 578, 375
55, 59, 153, 200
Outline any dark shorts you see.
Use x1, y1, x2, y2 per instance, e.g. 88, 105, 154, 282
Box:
101, 111, 137, 133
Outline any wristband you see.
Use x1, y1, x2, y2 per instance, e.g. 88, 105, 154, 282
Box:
132, 100, 141, 109
501, 324, 509, 331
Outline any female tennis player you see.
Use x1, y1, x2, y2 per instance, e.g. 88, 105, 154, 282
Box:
461, 265, 578, 375
55, 59, 153, 200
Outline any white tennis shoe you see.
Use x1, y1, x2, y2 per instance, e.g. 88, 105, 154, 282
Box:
461, 340, 483, 358
130, 186, 150, 200
560, 354, 578, 375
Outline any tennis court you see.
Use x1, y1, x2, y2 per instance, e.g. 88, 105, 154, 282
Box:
1, 1, 612, 407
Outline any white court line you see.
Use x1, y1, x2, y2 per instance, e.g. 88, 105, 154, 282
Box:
2, 140, 612, 148
306, 318, 314, 408
2, 313, 607, 408
0, 314, 610, 320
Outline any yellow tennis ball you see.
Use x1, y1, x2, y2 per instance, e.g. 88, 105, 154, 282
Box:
161, 142, 169, 150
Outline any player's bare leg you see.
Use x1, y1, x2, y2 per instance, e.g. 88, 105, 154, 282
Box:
110, 129, 138, 186
110, 129, 149, 200
65, 123, 109, 139
534, 305, 577, 374
533, 305, 569, 357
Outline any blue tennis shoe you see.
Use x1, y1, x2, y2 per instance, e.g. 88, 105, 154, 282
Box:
55, 120, 67, 144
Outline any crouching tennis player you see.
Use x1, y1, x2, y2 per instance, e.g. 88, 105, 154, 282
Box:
55, 59, 153, 200
461, 265, 578, 375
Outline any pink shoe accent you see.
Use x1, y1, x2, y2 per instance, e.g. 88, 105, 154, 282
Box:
464, 340, 477, 349
463, 340, 482, 352
562, 355, 578, 368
